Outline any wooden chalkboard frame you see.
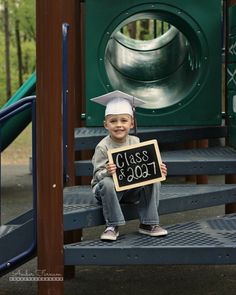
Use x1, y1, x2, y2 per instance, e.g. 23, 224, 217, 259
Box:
107, 139, 166, 192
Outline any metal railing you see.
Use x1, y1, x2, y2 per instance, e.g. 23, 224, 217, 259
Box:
62, 23, 70, 184
0, 95, 37, 273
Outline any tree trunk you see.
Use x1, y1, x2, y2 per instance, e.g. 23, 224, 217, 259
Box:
139, 20, 149, 40
3, 0, 12, 99
15, 19, 23, 87
127, 22, 136, 39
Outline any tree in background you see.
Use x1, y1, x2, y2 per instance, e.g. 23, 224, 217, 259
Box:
0, 3, 170, 106
0, 0, 35, 106
3, 0, 11, 99
122, 19, 170, 40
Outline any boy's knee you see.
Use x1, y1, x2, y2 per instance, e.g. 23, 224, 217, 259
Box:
99, 177, 115, 191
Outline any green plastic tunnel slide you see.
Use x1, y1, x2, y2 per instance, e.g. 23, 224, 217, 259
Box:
0, 72, 36, 152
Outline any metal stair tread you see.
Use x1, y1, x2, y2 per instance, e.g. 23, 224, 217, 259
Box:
74, 125, 227, 150
162, 146, 236, 161
63, 184, 236, 230
75, 146, 236, 176
64, 214, 236, 265
162, 146, 236, 175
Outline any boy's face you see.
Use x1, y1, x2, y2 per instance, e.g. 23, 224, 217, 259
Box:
104, 114, 134, 143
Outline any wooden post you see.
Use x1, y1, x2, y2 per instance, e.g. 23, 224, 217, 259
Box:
61, 0, 83, 279
76, 2, 94, 186
226, 175, 236, 212
36, 1, 64, 294
196, 139, 209, 184
229, 0, 236, 7
184, 140, 209, 184
225, 0, 236, 214
184, 141, 197, 183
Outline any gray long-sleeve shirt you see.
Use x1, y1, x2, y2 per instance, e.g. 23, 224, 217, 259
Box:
91, 135, 139, 190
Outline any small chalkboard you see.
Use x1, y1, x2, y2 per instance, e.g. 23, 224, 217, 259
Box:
107, 139, 166, 192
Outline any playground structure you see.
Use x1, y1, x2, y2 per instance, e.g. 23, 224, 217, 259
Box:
0, 73, 36, 152
85, 0, 222, 127
0, 0, 236, 294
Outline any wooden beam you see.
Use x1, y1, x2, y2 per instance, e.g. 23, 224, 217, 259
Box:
225, 0, 236, 214
62, 0, 80, 185
196, 139, 208, 184
36, 0, 64, 294
229, 0, 236, 6
77, 1, 94, 186
61, 0, 83, 279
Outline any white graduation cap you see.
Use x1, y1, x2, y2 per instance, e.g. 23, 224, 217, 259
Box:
90, 90, 145, 117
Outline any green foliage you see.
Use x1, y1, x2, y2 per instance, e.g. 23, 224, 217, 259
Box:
0, 0, 36, 107
0, 6, 170, 107
122, 19, 170, 40
0, 29, 7, 107
16, 0, 36, 41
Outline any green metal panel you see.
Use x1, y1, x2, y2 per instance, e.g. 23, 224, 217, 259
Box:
228, 4, 236, 148
228, 4, 236, 63
85, 0, 222, 127
229, 35, 236, 63
229, 3, 236, 35
0, 72, 36, 151
228, 63, 236, 90
2, 71, 36, 109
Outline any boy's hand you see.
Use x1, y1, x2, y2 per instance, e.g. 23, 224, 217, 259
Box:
160, 163, 167, 177
106, 163, 117, 175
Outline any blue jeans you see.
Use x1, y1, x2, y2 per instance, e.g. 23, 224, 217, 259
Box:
94, 177, 160, 227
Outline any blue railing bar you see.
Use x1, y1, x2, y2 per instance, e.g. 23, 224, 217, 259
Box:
62, 23, 70, 184
0, 96, 35, 121
153, 19, 157, 38
0, 103, 32, 124
0, 95, 37, 273
31, 98, 37, 249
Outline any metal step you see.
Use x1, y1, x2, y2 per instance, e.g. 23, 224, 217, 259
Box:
162, 146, 236, 175
5, 209, 33, 226
0, 210, 36, 275
74, 146, 236, 177
63, 184, 236, 231
0, 220, 34, 269
74, 125, 227, 151
64, 213, 236, 265
0, 225, 20, 239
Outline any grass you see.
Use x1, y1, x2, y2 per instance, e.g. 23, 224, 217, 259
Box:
1, 123, 32, 165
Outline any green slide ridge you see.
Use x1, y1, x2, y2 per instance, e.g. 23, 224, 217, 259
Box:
0, 72, 36, 152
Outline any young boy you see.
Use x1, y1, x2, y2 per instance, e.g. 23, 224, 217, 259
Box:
91, 90, 168, 241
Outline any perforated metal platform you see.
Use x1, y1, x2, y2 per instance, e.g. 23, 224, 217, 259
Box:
74, 126, 227, 151
63, 184, 236, 231
64, 214, 236, 265
74, 146, 236, 177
